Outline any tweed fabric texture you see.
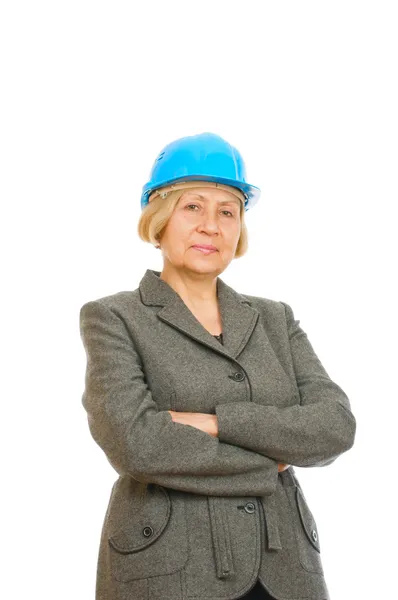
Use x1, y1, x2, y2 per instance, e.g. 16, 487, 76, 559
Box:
79, 268, 356, 599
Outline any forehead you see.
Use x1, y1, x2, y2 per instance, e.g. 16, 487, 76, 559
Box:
181, 187, 241, 204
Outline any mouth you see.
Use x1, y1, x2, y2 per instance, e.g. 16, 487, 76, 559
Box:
192, 245, 218, 254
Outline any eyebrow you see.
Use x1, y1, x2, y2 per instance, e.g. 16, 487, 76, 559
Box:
183, 193, 240, 205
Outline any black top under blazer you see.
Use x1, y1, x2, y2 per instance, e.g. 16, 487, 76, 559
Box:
79, 268, 356, 600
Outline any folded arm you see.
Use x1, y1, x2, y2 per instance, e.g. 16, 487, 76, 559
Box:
79, 300, 279, 496
215, 301, 356, 468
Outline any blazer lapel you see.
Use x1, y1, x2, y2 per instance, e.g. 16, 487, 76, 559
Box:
139, 268, 260, 360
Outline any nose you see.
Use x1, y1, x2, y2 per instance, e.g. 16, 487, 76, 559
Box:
197, 209, 222, 232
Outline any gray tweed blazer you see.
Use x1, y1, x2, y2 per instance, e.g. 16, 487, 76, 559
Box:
79, 268, 356, 600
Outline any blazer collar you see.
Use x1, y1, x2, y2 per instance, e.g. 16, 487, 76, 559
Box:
139, 268, 260, 359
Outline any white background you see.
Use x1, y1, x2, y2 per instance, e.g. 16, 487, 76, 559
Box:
1, 1, 397, 598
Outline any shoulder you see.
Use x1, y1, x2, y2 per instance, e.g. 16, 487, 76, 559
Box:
79, 288, 141, 317
239, 292, 292, 320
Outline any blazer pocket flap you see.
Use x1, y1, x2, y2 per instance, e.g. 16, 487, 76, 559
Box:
109, 484, 171, 554
295, 487, 321, 553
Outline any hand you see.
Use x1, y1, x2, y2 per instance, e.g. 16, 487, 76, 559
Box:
168, 410, 218, 438
278, 462, 290, 472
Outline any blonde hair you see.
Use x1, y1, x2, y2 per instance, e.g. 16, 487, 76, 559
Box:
137, 188, 249, 258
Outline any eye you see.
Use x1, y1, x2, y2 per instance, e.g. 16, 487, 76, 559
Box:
185, 204, 234, 217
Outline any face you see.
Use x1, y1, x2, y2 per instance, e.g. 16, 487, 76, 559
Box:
158, 186, 242, 276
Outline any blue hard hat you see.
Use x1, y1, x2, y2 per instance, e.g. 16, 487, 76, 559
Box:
140, 132, 261, 212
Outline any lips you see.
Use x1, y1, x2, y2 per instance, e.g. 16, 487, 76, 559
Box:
192, 245, 218, 255
192, 245, 218, 251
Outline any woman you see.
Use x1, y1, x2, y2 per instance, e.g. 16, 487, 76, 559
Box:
79, 132, 356, 600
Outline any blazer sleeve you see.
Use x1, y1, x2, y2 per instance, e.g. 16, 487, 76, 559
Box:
79, 300, 279, 496
215, 301, 357, 468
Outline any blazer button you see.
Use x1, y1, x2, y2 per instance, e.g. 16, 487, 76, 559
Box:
232, 372, 245, 381
244, 502, 256, 514
143, 526, 154, 537
311, 529, 318, 542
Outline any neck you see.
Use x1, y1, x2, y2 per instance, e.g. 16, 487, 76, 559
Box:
159, 264, 219, 307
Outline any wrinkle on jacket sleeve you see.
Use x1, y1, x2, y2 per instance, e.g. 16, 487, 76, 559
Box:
215, 301, 357, 468
79, 300, 279, 496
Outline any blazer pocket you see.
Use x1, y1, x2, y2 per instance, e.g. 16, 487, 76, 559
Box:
287, 483, 324, 575
108, 484, 188, 582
